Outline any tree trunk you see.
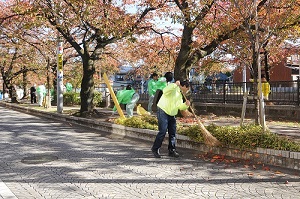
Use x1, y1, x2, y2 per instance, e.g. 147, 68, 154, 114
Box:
174, 26, 194, 81
263, 50, 270, 81
11, 85, 19, 103
80, 57, 95, 115
51, 64, 57, 106
252, 48, 259, 125
21, 68, 28, 99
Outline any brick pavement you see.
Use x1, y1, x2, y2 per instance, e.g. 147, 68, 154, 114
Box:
0, 107, 299, 199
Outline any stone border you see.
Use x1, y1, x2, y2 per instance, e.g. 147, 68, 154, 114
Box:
1, 101, 299, 171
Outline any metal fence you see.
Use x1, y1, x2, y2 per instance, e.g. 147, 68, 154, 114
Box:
189, 80, 300, 106
98, 79, 300, 106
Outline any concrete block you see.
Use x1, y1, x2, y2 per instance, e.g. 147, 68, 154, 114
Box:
257, 147, 266, 154
296, 152, 300, 160
290, 152, 297, 159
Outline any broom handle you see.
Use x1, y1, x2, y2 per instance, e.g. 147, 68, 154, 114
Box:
181, 91, 197, 118
181, 91, 208, 129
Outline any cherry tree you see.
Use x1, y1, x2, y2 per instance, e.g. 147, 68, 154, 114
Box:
24, 0, 164, 115
0, 1, 48, 102
217, 0, 300, 124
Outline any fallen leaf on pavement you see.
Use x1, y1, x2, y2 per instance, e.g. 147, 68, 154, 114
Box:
262, 166, 270, 171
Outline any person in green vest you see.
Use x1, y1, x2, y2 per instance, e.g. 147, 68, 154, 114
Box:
113, 85, 140, 117
36, 83, 46, 107
147, 73, 159, 113
150, 75, 168, 112
156, 76, 167, 90
66, 82, 73, 92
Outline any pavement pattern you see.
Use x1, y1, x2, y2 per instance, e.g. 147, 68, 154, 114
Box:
0, 107, 299, 199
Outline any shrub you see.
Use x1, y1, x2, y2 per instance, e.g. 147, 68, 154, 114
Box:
206, 124, 300, 152
114, 116, 158, 130
177, 125, 204, 142
113, 116, 300, 152
63, 92, 80, 106
63, 91, 102, 107
93, 91, 103, 107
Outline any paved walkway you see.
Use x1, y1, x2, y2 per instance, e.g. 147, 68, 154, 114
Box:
0, 106, 300, 199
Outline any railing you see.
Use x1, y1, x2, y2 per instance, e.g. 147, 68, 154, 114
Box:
97, 79, 300, 106
188, 81, 248, 104
190, 80, 300, 105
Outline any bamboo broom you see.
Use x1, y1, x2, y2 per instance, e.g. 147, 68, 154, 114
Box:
182, 92, 221, 147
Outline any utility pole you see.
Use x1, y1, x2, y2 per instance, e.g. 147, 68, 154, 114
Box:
56, 9, 63, 113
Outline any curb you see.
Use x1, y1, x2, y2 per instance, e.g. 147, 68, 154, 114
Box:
1, 101, 299, 171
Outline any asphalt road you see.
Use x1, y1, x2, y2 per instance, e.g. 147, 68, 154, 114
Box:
0, 107, 299, 199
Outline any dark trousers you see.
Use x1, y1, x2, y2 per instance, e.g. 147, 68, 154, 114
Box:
152, 107, 176, 152
31, 93, 36, 103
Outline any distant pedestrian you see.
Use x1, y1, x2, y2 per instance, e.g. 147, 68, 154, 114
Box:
36, 84, 46, 107
147, 73, 159, 113
66, 82, 73, 92
4, 90, 9, 99
151, 72, 190, 158
30, 84, 37, 104
261, 75, 272, 105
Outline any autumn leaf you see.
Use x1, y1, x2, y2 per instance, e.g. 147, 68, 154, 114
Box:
212, 155, 222, 159
262, 166, 270, 171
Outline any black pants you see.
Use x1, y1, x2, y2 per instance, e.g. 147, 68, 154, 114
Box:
31, 93, 36, 103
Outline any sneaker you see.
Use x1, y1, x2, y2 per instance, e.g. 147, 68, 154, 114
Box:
151, 149, 161, 158
168, 150, 179, 158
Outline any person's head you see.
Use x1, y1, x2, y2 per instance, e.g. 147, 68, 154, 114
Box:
179, 80, 190, 94
261, 74, 267, 82
164, 72, 173, 83
152, 72, 158, 80
126, 85, 132, 90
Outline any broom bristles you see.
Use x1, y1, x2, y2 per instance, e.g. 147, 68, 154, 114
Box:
181, 90, 221, 146
196, 120, 221, 146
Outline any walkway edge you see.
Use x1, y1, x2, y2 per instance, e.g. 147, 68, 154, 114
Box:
1, 101, 299, 171
0, 178, 18, 199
